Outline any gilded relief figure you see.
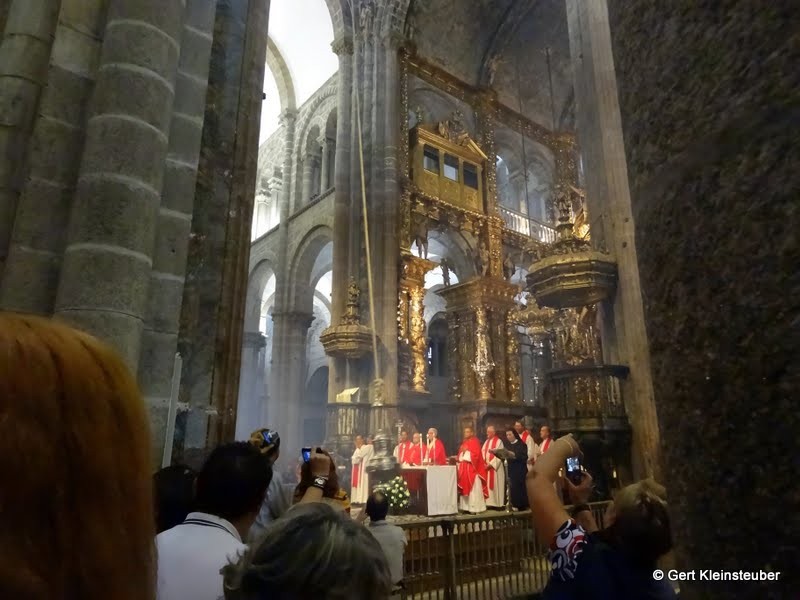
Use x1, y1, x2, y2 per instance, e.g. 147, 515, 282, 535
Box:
503, 253, 516, 280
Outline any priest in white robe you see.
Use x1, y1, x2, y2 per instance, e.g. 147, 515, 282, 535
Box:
515, 420, 538, 471
350, 435, 374, 504
481, 425, 505, 509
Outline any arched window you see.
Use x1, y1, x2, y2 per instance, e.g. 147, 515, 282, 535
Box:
427, 317, 449, 377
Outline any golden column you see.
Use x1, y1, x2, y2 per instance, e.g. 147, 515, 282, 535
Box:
399, 251, 435, 394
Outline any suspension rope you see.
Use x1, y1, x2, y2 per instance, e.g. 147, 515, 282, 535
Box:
354, 82, 381, 381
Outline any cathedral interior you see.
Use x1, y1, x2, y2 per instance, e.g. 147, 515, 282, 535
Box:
0, 0, 795, 597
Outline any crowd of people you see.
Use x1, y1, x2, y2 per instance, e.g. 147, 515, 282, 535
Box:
1, 313, 678, 599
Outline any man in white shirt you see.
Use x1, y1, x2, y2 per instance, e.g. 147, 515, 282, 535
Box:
156, 442, 270, 600
365, 490, 407, 590
157, 443, 333, 600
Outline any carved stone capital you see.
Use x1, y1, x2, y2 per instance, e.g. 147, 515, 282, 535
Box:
331, 36, 354, 56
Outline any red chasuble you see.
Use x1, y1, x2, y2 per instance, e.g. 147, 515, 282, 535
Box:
457, 436, 488, 498
407, 443, 423, 466
540, 437, 552, 453
423, 439, 447, 465
395, 441, 414, 464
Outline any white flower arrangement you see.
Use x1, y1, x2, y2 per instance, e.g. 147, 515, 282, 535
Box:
375, 475, 411, 509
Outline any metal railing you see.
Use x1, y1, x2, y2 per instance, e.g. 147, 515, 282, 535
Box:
547, 365, 629, 421
499, 206, 557, 244
398, 501, 611, 600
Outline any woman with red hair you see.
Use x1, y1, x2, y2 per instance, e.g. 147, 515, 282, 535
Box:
0, 314, 156, 599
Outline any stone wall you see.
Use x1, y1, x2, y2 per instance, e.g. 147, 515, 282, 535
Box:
607, 2, 798, 597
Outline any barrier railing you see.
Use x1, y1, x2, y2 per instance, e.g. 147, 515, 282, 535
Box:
398, 501, 611, 599
499, 207, 557, 244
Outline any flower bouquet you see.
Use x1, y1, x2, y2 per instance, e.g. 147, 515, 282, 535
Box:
375, 475, 411, 511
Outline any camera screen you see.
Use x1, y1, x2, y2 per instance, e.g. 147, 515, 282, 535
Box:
301, 447, 311, 463
566, 457, 580, 472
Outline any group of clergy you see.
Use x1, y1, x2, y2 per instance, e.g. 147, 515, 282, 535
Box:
390, 421, 554, 513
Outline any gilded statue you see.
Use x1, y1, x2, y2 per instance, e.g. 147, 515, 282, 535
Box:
412, 214, 429, 259
475, 241, 490, 277
342, 278, 361, 325
438, 111, 469, 145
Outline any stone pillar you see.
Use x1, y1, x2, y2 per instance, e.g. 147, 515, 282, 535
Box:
176, 0, 269, 460
53, 0, 184, 368
566, 0, 659, 479
327, 36, 354, 412
300, 152, 314, 203
270, 310, 313, 450
0, 0, 106, 313
319, 137, 331, 192
0, 0, 61, 277
137, 0, 216, 459
607, 1, 797, 594
235, 331, 266, 439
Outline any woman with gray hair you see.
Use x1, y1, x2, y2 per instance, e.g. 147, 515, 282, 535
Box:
222, 502, 393, 600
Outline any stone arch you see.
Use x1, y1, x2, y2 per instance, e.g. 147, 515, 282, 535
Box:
323, 0, 353, 38
288, 225, 335, 312
266, 36, 296, 112
294, 80, 338, 155
245, 259, 276, 332
478, 0, 537, 86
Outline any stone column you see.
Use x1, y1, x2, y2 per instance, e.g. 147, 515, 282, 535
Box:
270, 310, 313, 449
0, 0, 106, 313
300, 152, 314, 203
328, 36, 353, 409
135, 0, 216, 460
607, 1, 796, 594
566, 0, 659, 479
176, 0, 269, 460
53, 0, 184, 368
0, 0, 61, 277
235, 331, 266, 439
319, 137, 331, 191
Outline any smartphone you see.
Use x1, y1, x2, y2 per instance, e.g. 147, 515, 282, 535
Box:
566, 456, 583, 485
301, 447, 312, 463
262, 429, 275, 445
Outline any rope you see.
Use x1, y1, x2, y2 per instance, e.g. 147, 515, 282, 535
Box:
354, 82, 381, 381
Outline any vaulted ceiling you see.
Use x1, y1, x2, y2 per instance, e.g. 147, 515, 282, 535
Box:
412, 0, 573, 130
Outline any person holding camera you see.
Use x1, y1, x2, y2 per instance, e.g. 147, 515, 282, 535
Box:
247, 428, 292, 541
294, 447, 351, 514
527, 434, 676, 599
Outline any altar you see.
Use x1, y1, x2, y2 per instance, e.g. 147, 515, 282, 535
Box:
401, 465, 458, 516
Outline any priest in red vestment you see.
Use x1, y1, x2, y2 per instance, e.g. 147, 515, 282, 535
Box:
456, 426, 487, 513
423, 428, 447, 465
393, 429, 414, 465
407, 432, 424, 466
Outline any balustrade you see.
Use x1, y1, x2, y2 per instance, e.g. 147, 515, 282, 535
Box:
499, 206, 557, 244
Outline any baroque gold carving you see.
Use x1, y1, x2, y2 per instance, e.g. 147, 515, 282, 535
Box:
506, 312, 522, 403
473, 307, 495, 401
409, 286, 427, 393
320, 279, 375, 359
